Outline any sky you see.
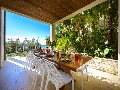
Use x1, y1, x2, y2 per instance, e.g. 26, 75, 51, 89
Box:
6, 11, 50, 45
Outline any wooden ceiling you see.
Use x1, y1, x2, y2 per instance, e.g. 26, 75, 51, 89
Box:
0, 0, 96, 24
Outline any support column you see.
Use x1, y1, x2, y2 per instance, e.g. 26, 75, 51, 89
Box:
50, 24, 55, 42
4, 11, 6, 60
118, 0, 120, 80
0, 9, 5, 69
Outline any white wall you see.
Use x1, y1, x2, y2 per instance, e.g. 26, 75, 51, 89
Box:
118, 0, 120, 80
0, 9, 5, 68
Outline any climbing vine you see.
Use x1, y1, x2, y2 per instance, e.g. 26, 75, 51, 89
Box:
46, 0, 118, 59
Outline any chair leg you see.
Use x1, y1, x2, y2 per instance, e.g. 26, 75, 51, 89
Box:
56, 83, 59, 90
40, 71, 45, 90
45, 78, 49, 90
33, 71, 38, 90
25, 60, 29, 72
72, 78, 74, 90
86, 67, 89, 81
56, 87, 59, 90
82, 71, 84, 90
32, 72, 35, 85
29, 62, 32, 76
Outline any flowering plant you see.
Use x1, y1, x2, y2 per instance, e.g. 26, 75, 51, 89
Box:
46, 37, 56, 48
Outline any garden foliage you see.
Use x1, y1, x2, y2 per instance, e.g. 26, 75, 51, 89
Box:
47, 0, 118, 59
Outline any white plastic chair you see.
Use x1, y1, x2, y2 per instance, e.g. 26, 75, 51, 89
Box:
44, 59, 74, 90
25, 54, 40, 89
25, 53, 31, 70
32, 56, 40, 89
25, 53, 35, 75
32, 57, 47, 90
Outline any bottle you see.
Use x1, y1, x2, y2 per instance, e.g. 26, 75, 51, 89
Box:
54, 51, 57, 60
57, 51, 59, 60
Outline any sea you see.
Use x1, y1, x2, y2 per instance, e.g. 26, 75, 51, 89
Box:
41, 45, 48, 49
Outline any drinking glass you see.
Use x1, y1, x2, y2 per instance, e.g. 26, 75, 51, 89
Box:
75, 53, 79, 62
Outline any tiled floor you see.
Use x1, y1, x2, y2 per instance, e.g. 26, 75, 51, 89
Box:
0, 56, 120, 90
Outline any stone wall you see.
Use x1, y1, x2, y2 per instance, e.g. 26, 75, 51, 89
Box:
88, 57, 118, 75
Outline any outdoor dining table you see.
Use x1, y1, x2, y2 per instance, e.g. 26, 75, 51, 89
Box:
35, 53, 93, 90
35, 53, 93, 75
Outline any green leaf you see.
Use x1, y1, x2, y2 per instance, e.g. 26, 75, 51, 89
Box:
104, 48, 109, 56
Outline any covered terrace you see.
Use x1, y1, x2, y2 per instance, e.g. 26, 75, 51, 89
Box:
0, 0, 120, 90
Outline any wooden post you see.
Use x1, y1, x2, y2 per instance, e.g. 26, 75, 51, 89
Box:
118, 0, 120, 80
50, 24, 55, 42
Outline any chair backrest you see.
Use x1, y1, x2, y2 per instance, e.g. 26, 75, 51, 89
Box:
26, 53, 39, 68
26, 53, 34, 62
44, 59, 64, 84
33, 56, 39, 65
37, 58, 46, 71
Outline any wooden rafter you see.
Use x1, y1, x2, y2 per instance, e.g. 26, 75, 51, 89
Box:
0, 0, 96, 24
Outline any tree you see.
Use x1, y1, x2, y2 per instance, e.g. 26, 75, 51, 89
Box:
15, 38, 20, 52
35, 37, 41, 49
22, 38, 28, 52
